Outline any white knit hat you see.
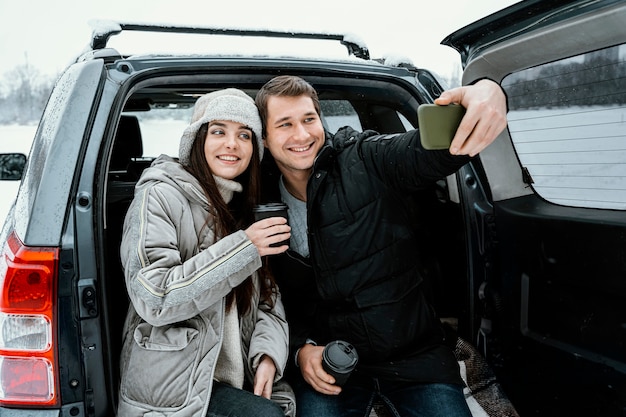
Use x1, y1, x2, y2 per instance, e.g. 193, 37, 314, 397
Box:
179, 88, 263, 166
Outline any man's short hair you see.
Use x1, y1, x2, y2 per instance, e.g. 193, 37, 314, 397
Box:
255, 75, 321, 138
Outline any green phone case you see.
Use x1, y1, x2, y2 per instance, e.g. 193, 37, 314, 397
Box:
418, 104, 466, 150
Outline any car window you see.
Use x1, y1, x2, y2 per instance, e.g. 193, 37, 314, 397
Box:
124, 109, 191, 158
120, 95, 413, 163
321, 100, 362, 134
130, 100, 364, 158
502, 43, 626, 210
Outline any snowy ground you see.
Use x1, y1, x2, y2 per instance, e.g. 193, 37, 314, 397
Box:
0, 125, 37, 224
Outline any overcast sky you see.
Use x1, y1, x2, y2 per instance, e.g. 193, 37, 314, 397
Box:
0, 0, 519, 81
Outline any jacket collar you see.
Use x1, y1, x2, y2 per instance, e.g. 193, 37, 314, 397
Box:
312, 129, 336, 170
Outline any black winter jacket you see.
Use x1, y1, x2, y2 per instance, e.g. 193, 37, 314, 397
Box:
262, 126, 471, 385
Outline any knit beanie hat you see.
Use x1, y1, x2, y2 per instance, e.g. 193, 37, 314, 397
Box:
179, 88, 263, 166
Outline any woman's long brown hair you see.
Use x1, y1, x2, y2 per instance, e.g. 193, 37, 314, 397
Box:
185, 122, 277, 315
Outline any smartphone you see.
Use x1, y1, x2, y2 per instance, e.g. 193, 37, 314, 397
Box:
417, 104, 466, 150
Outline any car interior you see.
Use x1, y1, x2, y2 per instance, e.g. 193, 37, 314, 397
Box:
102, 75, 471, 412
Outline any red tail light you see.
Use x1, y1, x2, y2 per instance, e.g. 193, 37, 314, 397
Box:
0, 231, 58, 406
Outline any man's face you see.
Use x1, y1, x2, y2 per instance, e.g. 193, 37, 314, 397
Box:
263, 95, 325, 176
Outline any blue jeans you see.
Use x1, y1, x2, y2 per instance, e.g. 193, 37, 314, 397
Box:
207, 381, 284, 417
293, 374, 472, 417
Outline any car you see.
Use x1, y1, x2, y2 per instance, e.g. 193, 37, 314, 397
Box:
0, 0, 624, 416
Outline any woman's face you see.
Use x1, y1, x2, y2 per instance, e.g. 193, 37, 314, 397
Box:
203, 120, 254, 180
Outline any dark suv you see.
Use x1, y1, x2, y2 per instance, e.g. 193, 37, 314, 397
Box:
1, 1, 625, 416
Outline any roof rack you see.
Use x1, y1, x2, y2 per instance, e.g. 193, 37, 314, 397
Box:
89, 21, 370, 60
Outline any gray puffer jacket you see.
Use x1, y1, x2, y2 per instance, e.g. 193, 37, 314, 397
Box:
117, 155, 289, 417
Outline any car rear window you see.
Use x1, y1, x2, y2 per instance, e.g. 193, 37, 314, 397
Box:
125, 99, 367, 161
502, 43, 626, 210
320, 100, 362, 133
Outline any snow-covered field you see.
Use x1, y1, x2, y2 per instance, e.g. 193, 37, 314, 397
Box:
0, 125, 37, 225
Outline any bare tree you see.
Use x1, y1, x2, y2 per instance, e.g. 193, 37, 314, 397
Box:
0, 58, 55, 125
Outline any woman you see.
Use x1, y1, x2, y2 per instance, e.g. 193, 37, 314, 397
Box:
117, 88, 292, 416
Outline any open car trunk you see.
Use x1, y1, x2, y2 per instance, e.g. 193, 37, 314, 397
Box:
444, 0, 626, 414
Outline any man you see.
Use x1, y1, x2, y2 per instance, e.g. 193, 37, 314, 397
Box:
256, 75, 508, 417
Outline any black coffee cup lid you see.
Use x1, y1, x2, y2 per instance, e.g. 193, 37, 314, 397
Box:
324, 341, 358, 369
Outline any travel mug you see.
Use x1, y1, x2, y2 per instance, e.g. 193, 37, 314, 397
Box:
253, 203, 290, 247
322, 340, 359, 386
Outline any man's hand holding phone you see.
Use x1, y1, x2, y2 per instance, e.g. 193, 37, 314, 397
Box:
432, 79, 508, 156
418, 104, 466, 151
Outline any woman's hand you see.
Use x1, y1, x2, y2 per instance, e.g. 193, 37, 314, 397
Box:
245, 217, 291, 257
253, 355, 277, 399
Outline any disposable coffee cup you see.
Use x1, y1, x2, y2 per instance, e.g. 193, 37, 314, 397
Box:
322, 340, 359, 386
253, 203, 289, 247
